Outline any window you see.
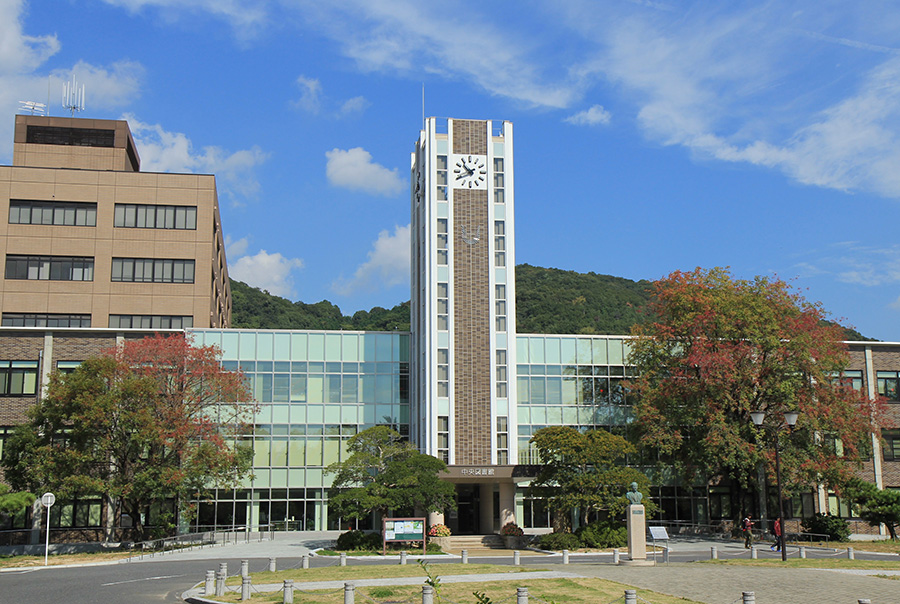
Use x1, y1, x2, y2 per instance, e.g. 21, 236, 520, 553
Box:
494, 221, 506, 267
437, 416, 450, 463
496, 416, 509, 464
0, 361, 38, 395
26, 125, 114, 147
495, 284, 507, 333
833, 369, 863, 390
111, 258, 195, 283
9, 200, 96, 226
109, 315, 194, 329
437, 348, 449, 397
496, 349, 508, 398
436, 155, 448, 201
2, 313, 90, 327
5, 256, 94, 281
56, 361, 82, 375
114, 204, 197, 230
883, 429, 900, 461
493, 157, 505, 204
877, 371, 900, 400
436, 219, 449, 266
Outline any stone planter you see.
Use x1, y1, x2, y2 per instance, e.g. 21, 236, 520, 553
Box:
429, 536, 451, 551
503, 535, 528, 549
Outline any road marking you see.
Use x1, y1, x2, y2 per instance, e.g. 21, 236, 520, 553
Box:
102, 574, 187, 586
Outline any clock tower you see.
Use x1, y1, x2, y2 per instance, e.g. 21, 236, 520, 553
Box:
410, 118, 518, 533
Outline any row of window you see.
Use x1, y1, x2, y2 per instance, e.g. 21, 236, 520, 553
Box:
0, 314, 194, 328
4, 256, 195, 283
9, 201, 198, 230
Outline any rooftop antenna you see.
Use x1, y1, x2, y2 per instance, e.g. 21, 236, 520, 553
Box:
62, 75, 85, 116
18, 101, 47, 116
422, 83, 425, 129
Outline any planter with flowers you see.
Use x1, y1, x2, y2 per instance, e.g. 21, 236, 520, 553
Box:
500, 522, 528, 549
428, 523, 452, 550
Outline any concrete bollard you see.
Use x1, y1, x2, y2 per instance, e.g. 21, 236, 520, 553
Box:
215, 569, 226, 597
799, 546, 806, 559
562, 549, 569, 564
340, 552, 347, 566
461, 549, 468, 564
302, 554, 309, 569
516, 586, 528, 604
422, 585, 434, 604
624, 589, 637, 604
205, 570, 215, 595
241, 576, 251, 601
858, 600, 871, 604
219, 561, 228, 577
400, 550, 408, 565
269, 557, 276, 572
283, 579, 294, 604
613, 548, 620, 564
710, 546, 717, 560
848, 547, 855, 560
663, 546, 669, 564
750, 546, 758, 560
513, 550, 520, 565
241, 559, 250, 578
344, 582, 355, 604
742, 592, 755, 603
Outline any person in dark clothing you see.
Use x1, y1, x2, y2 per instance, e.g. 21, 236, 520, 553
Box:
742, 516, 754, 548
771, 517, 783, 552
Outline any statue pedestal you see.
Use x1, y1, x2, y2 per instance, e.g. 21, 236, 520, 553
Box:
621, 504, 653, 566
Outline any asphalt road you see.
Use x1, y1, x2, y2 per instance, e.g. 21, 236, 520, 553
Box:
1, 536, 896, 604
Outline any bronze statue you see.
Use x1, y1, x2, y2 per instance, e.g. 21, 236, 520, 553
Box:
625, 481, 643, 504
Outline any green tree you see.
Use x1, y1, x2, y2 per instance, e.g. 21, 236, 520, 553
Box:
326, 426, 456, 521
628, 268, 880, 513
844, 478, 900, 540
2, 334, 253, 541
529, 426, 653, 530
0, 485, 35, 515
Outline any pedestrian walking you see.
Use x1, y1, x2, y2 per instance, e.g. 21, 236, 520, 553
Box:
771, 517, 783, 552
742, 515, 754, 548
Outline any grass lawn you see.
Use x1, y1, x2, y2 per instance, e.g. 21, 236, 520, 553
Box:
211, 564, 703, 604
0, 550, 136, 569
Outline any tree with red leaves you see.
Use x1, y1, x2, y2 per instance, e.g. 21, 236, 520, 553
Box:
628, 268, 881, 519
2, 334, 253, 541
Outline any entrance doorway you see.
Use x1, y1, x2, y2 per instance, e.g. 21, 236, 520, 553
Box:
451, 485, 480, 534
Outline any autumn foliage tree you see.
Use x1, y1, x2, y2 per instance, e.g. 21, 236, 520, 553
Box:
2, 334, 253, 541
628, 268, 880, 512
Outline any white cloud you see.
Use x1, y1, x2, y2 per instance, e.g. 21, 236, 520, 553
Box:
229, 249, 305, 298
123, 115, 269, 204
325, 147, 405, 196
339, 95, 370, 116
294, 75, 322, 114
333, 224, 410, 295
225, 235, 249, 259
0, 0, 60, 75
565, 105, 612, 126
793, 242, 900, 287
101, 0, 268, 36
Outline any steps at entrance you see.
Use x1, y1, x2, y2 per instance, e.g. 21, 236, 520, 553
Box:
443, 535, 505, 550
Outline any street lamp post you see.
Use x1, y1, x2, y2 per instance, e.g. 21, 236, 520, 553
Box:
750, 410, 799, 562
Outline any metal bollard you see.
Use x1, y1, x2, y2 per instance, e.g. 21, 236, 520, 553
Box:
742, 592, 755, 603
344, 582, 355, 604
613, 548, 620, 564
241, 576, 251, 601
205, 570, 215, 595
283, 579, 294, 604
422, 585, 434, 604
241, 559, 250, 578
562, 549, 569, 564
799, 546, 806, 559
302, 554, 309, 569
513, 550, 520, 565
216, 569, 226, 597
461, 549, 468, 564
848, 547, 855, 560
400, 550, 408, 565
624, 589, 637, 604
340, 552, 347, 566
517, 586, 529, 604
269, 557, 277, 572
710, 546, 717, 560
750, 546, 758, 560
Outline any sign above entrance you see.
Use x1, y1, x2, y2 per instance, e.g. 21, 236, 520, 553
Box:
444, 465, 532, 481
461, 467, 495, 477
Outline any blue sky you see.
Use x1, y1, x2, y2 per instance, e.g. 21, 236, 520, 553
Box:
4, 1, 900, 340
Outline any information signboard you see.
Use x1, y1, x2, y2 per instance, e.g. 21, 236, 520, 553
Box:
382, 517, 426, 555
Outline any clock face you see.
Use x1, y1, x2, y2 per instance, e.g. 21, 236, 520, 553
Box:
451, 155, 487, 189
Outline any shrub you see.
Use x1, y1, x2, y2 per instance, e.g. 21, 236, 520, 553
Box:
575, 520, 627, 549
537, 532, 581, 550
335, 529, 382, 551
801, 514, 850, 542
428, 523, 451, 537
500, 522, 524, 536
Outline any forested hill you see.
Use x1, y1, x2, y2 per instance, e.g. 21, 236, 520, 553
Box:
229, 264, 873, 340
